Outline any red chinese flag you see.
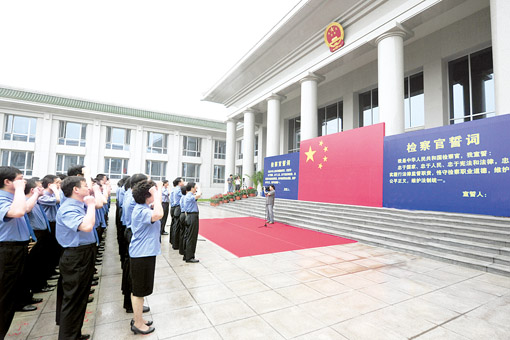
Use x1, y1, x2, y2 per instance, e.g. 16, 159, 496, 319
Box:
297, 123, 385, 207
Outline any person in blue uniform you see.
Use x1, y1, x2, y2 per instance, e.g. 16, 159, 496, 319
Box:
0, 166, 30, 339
183, 182, 201, 263
129, 179, 163, 335
120, 173, 150, 314
116, 176, 129, 262
178, 186, 188, 257
160, 180, 170, 235
169, 177, 184, 248
55, 176, 100, 340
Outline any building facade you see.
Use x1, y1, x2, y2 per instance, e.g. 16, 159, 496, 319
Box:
203, 0, 510, 193
0, 87, 227, 197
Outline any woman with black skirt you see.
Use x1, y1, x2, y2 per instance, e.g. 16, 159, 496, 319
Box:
129, 179, 163, 335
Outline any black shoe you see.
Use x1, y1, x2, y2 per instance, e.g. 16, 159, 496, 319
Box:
186, 259, 199, 263
31, 297, 43, 304
16, 305, 37, 312
39, 286, 55, 293
79, 334, 91, 340
95, 261, 102, 266
89, 288, 95, 294
91, 281, 98, 287
125, 306, 150, 313
161, 232, 169, 235
93, 275, 99, 280
131, 324, 155, 335
46, 283, 57, 288
87, 296, 94, 303
49, 274, 60, 280
130, 319, 153, 326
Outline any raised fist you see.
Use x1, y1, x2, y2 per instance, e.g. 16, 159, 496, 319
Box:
49, 183, 58, 193
149, 186, 158, 197
13, 179, 26, 191
84, 195, 95, 206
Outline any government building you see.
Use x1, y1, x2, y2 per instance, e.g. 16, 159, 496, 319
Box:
203, 0, 509, 193
0, 87, 227, 197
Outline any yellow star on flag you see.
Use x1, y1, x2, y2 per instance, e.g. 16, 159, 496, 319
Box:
319, 140, 324, 146
323, 146, 328, 152
318, 163, 323, 169
305, 146, 316, 162
323, 156, 328, 162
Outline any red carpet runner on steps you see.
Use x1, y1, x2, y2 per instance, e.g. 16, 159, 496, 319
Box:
198, 217, 356, 257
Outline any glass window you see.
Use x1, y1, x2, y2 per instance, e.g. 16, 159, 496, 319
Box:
254, 135, 258, 157
182, 163, 200, 183
359, 89, 379, 127
236, 166, 243, 178
147, 132, 168, 154
1, 150, 34, 176
106, 127, 130, 151
449, 47, 495, 124
288, 117, 301, 153
318, 101, 343, 136
213, 165, 225, 184
182, 136, 201, 157
104, 158, 129, 179
3, 115, 37, 142
214, 140, 226, 159
236, 140, 243, 160
404, 72, 425, 129
145, 160, 167, 181
58, 121, 87, 147
56, 154, 85, 175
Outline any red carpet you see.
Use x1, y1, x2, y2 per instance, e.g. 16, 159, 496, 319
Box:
199, 217, 356, 257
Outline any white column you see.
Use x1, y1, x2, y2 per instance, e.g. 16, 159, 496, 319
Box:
300, 73, 325, 141
490, 0, 510, 116
376, 31, 406, 136
266, 94, 286, 157
89, 120, 102, 174
242, 110, 255, 187
225, 120, 236, 192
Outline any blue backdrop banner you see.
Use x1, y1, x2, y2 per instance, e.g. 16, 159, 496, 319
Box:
264, 153, 300, 200
383, 115, 510, 217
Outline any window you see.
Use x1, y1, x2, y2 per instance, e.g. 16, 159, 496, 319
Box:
288, 117, 301, 153
254, 135, 259, 157
449, 47, 495, 124
182, 163, 200, 183
1, 151, 33, 176
183, 136, 201, 157
106, 127, 130, 151
58, 121, 87, 147
147, 132, 168, 154
318, 101, 343, 136
237, 140, 243, 160
3, 115, 37, 142
404, 72, 425, 128
359, 89, 379, 127
104, 158, 129, 179
146, 160, 167, 181
236, 166, 243, 178
213, 165, 225, 184
214, 140, 226, 159
56, 154, 85, 175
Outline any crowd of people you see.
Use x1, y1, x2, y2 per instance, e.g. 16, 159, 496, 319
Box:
0, 164, 202, 339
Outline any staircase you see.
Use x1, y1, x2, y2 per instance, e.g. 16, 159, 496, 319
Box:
215, 197, 510, 276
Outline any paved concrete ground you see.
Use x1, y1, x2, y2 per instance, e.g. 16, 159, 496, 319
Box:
6, 205, 510, 339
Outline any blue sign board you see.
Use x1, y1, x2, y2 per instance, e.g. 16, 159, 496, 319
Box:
383, 115, 510, 216
264, 153, 300, 200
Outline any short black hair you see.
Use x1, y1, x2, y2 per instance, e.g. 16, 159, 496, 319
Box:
132, 179, 156, 204
24, 179, 39, 195
42, 175, 58, 189
95, 174, 107, 182
67, 165, 85, 177
173, 177, 182, 187
185, 182, 196, 192
181, 186, 187, 195
57, 174, 67, 181
162, 180, 169, 185
61, 176, 86, 198
0, 166, 22, 189
123, 177, 132, 190
130, 173, 148, 189
269, 185, 275, 190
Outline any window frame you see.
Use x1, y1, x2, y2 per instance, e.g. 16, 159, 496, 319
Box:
104, 157, 129, 179
213, 164, 225, 184
145, 160, 167, 181
106, 127, 130, 151
58, 121, 87, 147
3, 115, 37, 143
1, 150, 34, 176
182, 162, 201, 183
147, 131, 168, 154
358, 88, 379, 128
56, 154, 85, 175
214, 140, 226, 159
182, 136, 201, 157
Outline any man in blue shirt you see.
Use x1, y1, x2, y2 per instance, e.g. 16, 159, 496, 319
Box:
160, 180, 170, 235
55, 176, 98, 340
38, 174, 62, 272
0, 166, 30, 339
115, 176, 129, 262
183, 182, 201, 263
170, 177, 184, 249
178, 186, 188, 256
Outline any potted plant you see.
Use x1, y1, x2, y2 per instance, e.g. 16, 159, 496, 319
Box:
234, 191, 241, 200
247, 187, 257, 197
241, 189, 248, 199
229, 192, 235, 202
249, 170, 265, 197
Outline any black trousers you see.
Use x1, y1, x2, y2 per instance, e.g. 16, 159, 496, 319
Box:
49, 221, 62, 271
178, 213, 187, 255
0, 241, 28, 339
58, 244, 96, 340
31, 229, 52, 291
121, 228, 133, 310
169, 206, 176, 244
116, 206, 126, 261
161, 202, 170, 234
184, 213, 199, 261
170, 206, 181, 249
